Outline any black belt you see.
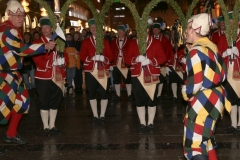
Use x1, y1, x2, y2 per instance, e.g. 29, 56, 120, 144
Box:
0, 70, 17, 73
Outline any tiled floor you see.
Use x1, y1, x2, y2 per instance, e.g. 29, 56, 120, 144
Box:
0, 83, 239, 160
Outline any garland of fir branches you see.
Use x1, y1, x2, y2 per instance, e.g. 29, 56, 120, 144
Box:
217, 0, 231, 46
120, 0, 144, 54
34, 0, 77, 52
57, 0, 77, 52
185, 0, 199, 32
119, 0, 187, 54
34, 0, 56, 29
231, 0, 240, 42
82, 0, 115, 54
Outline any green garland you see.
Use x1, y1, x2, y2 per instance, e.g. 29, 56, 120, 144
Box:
57, 0, 77, 52
34, 0, 77, 52
185, 0, 199, 32
217, 0, 231, 46
119, 0, 143, 54
119, 0, 187, 54
232, 0, 240, 42
34, 0, 56, 29
82, 0, 115, 54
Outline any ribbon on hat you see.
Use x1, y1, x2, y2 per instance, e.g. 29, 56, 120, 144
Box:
160, 22, 166, 30
124, 24, 129, 31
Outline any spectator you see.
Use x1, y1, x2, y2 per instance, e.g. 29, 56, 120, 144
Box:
22, 32, 36, 91
32, 31, 41, 41
64, 33, 80, 94
72, 31, 83, 93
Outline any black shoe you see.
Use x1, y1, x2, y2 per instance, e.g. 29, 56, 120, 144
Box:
44, 128, 51, 136
224, 126, 236, 134
100, 117, 105, 125
50, 127, 62, 135
92, 117, 99, 125
157, 96, 162, 102
128, 95, 133, 101
0, 147, 5, 155
3, 134, 27, 145
139, 124, 147, 134
148, 124, 154, 133
234, 126, 240, 135
115, 95, 121, 101
172, 97, 177, 103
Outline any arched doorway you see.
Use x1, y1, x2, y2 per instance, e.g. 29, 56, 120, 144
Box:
31, 16, 38, 29
23, 14, 31, 32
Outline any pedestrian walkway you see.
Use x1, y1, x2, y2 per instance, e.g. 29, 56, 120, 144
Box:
0, 86, 239, 160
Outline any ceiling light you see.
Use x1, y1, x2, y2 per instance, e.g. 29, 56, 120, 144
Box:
21, 0, 29, 7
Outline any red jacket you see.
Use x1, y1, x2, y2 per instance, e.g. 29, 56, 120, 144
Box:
211, 29, 225, 45
80, 35, 113, 72
153, 35, 174, 66
124, 36, 166, 77
111, 37, 130, 66
217, 34, 240, 69
176, 45, 186, 72
33, 36, 66, 80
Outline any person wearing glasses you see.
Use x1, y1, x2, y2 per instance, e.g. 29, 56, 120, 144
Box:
0, 0, 56, 153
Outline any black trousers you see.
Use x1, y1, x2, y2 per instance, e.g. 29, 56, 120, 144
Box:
113, 67, 131, 84
168, 67, 184, 84
224, 80, 240, 106
85, 72, 108, 100
131, 77, 157, 106
74, 66, 83, 88
35, 79, 63, 110
159, 73, 165, 84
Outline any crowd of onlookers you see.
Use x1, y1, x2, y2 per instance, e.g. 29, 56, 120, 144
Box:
21, 26, 174, 95
20, 27, 140, 94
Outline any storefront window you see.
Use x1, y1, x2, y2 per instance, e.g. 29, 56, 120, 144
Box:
23, 15, 31, 32
69, 3, 88, 21
32, 17, 38, 29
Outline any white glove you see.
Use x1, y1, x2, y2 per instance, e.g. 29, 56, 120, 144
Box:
57, 58, 62, 65
165, 67, 172, 75
222, 48, 232, 58
53, 60, 58, 66
60, 57, 65, 65
110, 66, 113, 71
92, 55, 100, 61
180, 57, 186, 64
141, 58, 151, 66
136, 55, 146, 62
99, 55, 105, 62
232, 46, 239, 56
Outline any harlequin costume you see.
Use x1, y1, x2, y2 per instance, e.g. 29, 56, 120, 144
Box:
0, 0, 51, 145
217, 12, 240, 135
111, 25, 132, 101
124, 35, 166, 133
33, 17, 66, 136
182, 13, 231, 160
80, 19, 113, 125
